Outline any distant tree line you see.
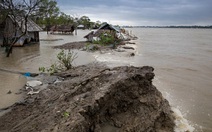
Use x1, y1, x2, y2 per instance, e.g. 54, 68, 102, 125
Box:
0, 0, 102, 30
123, 25, 212, 29
29, 0, 102, 30
0, 0, 102, 57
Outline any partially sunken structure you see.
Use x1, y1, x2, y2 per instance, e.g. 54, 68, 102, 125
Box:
49, 25, 75, 34
84, 23, 120, 42
0, 15, 42, 46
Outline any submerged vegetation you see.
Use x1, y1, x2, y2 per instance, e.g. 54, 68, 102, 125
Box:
39, 50, 77, 74
93, 32, 118, 46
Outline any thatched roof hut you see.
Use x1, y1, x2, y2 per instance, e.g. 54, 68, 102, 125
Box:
1, 15, 42, 46
50, 25, 75, 34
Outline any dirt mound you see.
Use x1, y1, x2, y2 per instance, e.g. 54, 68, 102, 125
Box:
53, 41, 87, 50
0, 63, 175, 132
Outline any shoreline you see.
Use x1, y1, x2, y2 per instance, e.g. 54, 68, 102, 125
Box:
0, 38, 137, 116
53, 40, 137, 53
0, 63, 176, 131
0, 30, 196, 130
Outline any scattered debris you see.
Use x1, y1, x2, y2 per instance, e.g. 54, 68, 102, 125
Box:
7, 90, 12, 94
15, 92, 22, 95
25, 80, 42, 95
115, 49, 125, 52
130, 52, 135, 56
125, 41, 136, 44
26, 80, 42, 88
23, 72, 31, 77
0, 69, 38, 77
122, 46, 135, 50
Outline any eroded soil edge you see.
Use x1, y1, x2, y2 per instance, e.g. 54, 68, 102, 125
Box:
0, 63, 175, 132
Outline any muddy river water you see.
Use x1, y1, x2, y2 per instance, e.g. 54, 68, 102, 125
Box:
0, 28, 211, 132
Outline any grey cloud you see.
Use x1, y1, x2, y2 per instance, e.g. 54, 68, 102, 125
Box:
58, 0, 212, 26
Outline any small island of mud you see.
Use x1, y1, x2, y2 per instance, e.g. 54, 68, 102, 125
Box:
54, 41, 89, 50
0, 63, 175, 132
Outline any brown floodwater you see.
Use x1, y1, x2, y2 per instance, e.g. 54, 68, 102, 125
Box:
0, 30, 95, 110
0, 28, 211, 132
94, 28, 212, 132
0, 71, 26, 110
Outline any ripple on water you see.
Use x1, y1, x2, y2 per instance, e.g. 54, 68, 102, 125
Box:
0, 71, 26, 109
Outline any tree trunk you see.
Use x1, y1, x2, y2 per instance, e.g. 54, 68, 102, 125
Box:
6, 45, 13, 57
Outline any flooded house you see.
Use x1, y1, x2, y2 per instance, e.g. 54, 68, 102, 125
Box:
50, 25, 75, 34
0, 15, 42, 46
84, 22, 121, 42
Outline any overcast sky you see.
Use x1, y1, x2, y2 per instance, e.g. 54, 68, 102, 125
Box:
57, 0, 212, 26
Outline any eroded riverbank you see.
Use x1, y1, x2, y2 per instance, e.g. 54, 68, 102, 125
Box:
0, 63, 176, 132
0, 29, 211, 131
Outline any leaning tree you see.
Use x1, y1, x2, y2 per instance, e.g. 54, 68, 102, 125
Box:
0, 0, 42, 57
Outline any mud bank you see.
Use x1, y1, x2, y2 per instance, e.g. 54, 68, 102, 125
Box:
53, 41, 87, 50
0, 63, 175, 132
53, 41, 136, 53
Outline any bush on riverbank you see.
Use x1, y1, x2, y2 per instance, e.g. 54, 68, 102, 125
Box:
93, 32, 120, 47
39, 50, 77, 74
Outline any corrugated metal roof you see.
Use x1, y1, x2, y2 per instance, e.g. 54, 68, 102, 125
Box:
97, 23, 120, 33
84, 23, 121, 39
8, 15, 42, 32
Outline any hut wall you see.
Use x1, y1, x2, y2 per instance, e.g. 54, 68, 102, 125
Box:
4, 17, 31, 38
29, 31, 39, 42
0, 24, 3, 45
28, 32, 34, 41
0, 37, 3, 45
1, 16, 42, 46
4, 17, 16, 38
35, 31, 39, 42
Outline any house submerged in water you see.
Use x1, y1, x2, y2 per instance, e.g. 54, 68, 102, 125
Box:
0, 15, 42, 46
49, 25, 75, 34
84, 23, 121, 42
83, 22, 137, 42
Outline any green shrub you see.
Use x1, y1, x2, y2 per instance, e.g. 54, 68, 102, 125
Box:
47, 63, 59, 75
63, 111, 70, 118
38, 67, 46, 73
93, 32, 118, 45
39, 50, 77, 74
57, 50, 77, 70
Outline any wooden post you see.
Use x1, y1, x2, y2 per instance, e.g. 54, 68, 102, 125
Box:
75, 28, 77, 35
37, 32, 40, 42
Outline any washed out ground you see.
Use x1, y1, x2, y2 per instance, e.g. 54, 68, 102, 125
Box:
0, 63, 175, 132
